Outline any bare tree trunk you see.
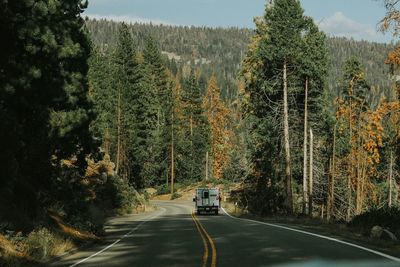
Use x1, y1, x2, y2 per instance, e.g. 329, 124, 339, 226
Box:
190, 115, 193, 181
356, 123, 362, 215
327, 124, 337, 221
190, 116, 193, 137
104, 129, 111, 155
389, 150, 394, 207
171, 112, 175, 196
116, 87, 121, 175
308, 128, 314, 217
356, 154, 361, 214
166, 162, 169, 188
347, 172, 352, 221
206, 151, 209, 181
327, 158, 332, 220
303, 78, 309, 214
360, 158, 366, 211
321, 205, 325, 219
283, 60, 293, 213
347, 88, 353, 221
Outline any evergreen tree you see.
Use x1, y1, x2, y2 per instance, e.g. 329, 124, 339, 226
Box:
336, 58, 372, 219
203, 75, 233, 179
142, 36, 171, 186
182, 70, 210, 181
130, 62, 159, 187
0, 0, 94, 221
242, 0, 328, 214
113, 23, 140, 181
168, 72, 190, 186
89, 47, 117, 156
299, 19, 329, 214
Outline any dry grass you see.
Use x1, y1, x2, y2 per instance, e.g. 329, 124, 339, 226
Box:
49, 237, 74, 257
0, 234, 31, 259
0, 234, 35, 267
0, 213, 101, 266
152, 180, 240, 201
222, 201, 248, 217
49, 213, 100, 241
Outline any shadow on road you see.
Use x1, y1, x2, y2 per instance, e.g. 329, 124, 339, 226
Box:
51, 202, 399, 267
51, 211, 202, 267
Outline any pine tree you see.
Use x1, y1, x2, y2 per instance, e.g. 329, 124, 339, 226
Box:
113, 23, 140, 180
182, 70, 210, 181
299, 19, 329, 215
336, 58, 372, 219
142, 36, 171, 187
242, 0, 328, 214
203, 75, 233, 179
169, 71, 190, 186
0, 0, 94, 219
89, 47, 117, 156
129, 61, 158, 188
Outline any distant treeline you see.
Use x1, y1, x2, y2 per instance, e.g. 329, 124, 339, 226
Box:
85, 19, 396, 102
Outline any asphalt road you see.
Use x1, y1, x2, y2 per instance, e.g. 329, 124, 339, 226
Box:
51, 201, 400, 267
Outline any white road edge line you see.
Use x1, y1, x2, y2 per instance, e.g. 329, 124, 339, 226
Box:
221, 207, 400, 263
69, 207, 166, 267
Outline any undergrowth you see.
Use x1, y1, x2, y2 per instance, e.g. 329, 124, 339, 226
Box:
349, 206, 400, 236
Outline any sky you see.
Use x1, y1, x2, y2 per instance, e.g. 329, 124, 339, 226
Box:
85, 0, 396, 43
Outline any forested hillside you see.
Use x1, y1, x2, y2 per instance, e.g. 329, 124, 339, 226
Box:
85, 19, 395, 101
88, 24, 239, 191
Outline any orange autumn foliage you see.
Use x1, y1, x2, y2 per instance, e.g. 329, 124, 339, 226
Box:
49, 213, 100, 241
203, 76, 234, 179
386, 45, 400, 66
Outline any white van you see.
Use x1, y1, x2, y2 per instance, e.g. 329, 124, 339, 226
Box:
193, 188, 220, 215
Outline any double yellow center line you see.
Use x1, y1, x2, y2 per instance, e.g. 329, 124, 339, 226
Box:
191, 211, 217, 267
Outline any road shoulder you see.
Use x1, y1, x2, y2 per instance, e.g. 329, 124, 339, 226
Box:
221, 205, 400, 260
48, 207, 164, 267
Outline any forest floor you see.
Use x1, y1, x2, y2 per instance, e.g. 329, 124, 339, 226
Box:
0, 203, 153, 267
0, 213, 97, 267
222, 201, 400, 258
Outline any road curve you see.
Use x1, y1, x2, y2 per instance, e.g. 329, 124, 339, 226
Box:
51, 200, 400, 267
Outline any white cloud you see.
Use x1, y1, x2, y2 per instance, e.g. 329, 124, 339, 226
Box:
318, 12, 383, 42
84, 13, 178, 26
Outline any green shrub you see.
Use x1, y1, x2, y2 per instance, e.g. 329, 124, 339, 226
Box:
142, 190, 150, 201
155, 184, 169, 195
349, 207, 400, 236
172, 183, 183, 191
171, 192, 182, 200
24, 228, 71, 261
100, 175, 138, 212
25, 228, 53, 260
240, 182, 285, 215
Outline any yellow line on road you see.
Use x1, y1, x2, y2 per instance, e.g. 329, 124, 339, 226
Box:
191, 211, 209, 267
192, 211, 217, 267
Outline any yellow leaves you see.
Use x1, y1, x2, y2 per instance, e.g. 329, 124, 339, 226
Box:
49, 213, 100, 241
242, 30, 266, 88
85, 154, 114, 178
204, 76, 235, 179
336, 95, 400, 183
386, 45, 400, 66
